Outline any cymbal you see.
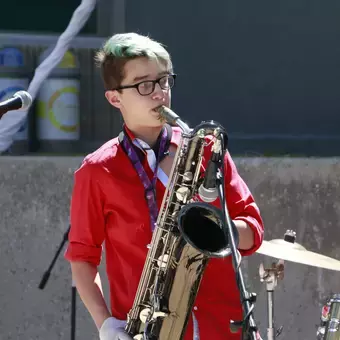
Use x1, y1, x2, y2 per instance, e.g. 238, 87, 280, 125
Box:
256, 239, 340, 272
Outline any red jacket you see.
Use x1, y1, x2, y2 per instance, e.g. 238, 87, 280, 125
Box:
65, 126, 264, 340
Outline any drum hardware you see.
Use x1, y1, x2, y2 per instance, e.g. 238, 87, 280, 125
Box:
317, 294, 340, 340
259, 260, 284, 340
257, 230, 296, 340
257, 229, 340, 340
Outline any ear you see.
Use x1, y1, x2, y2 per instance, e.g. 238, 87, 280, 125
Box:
105, 90, 122, 109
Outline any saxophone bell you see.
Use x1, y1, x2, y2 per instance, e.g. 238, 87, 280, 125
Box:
177, 201, 238, 258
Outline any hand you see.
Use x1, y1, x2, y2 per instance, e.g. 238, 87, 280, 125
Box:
99, 317, 133, 340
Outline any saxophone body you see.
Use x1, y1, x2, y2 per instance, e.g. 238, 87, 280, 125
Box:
125, 107, 234, 340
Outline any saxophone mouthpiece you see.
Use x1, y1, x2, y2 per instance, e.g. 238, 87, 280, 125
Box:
156, 105, 179, 125
156, 106, 191, 133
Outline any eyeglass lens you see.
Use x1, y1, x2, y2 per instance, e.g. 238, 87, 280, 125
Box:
138, 75, 175, 95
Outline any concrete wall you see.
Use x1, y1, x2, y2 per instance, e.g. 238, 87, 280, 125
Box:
1, 156, 340, 339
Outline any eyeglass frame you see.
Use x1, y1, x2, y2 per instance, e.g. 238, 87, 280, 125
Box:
112, 73, 177, 96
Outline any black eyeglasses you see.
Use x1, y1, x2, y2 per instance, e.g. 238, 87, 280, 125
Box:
114, 74, 176, 96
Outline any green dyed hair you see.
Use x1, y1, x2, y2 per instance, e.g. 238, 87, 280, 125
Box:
95, 32, 173, 90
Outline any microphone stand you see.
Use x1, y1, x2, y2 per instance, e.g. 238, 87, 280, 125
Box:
215, 144, 259, 340
38, 225, 77, 340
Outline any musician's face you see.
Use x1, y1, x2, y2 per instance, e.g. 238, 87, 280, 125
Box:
105, 57, 173, 129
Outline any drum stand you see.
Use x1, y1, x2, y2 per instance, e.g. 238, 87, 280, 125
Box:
259, 260, 285, 340
38, 225, 76, 340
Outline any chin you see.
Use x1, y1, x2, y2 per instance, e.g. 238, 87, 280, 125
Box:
150, 120, 165, 128
148, 111, 164, 125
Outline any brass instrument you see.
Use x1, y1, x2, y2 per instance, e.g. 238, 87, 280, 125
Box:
125, 106, 236, 340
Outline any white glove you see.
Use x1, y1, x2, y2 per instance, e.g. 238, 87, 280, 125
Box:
99, 317, 133, 340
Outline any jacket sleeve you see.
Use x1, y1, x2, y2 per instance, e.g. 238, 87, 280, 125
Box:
221, 151, 264, 256
64, 163, 107, 266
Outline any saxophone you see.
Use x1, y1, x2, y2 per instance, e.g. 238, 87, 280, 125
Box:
125, 106, 236, 340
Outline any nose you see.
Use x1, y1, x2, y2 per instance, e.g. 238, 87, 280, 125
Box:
151, 83, 166, 101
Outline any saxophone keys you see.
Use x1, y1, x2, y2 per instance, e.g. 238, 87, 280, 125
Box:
176, 186, 191, 202
157, 254, 169, 268
182, 171, 193, 182
132, 334, 144, 340
197, 128, 206, 138
139, 307, 168, 323
153, 311, 168, 318
139, 307, 152, 323
133, 336, 143, 340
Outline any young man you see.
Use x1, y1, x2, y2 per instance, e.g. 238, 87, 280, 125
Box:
65, 32, 264, 340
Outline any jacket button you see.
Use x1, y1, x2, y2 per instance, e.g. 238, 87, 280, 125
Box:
194, 306, 198, 310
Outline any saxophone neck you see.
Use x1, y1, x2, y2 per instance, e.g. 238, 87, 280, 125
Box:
157, 105, 228, 151
157, 105, 191, 134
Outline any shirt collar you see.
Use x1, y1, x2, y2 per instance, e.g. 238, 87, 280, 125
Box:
122, 124, 173, 155
123, 124, 138, 143
123, 124, 148, 155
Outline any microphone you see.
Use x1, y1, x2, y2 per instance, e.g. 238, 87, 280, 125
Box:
198, 138, 223, 203
0, 91, 32, 119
